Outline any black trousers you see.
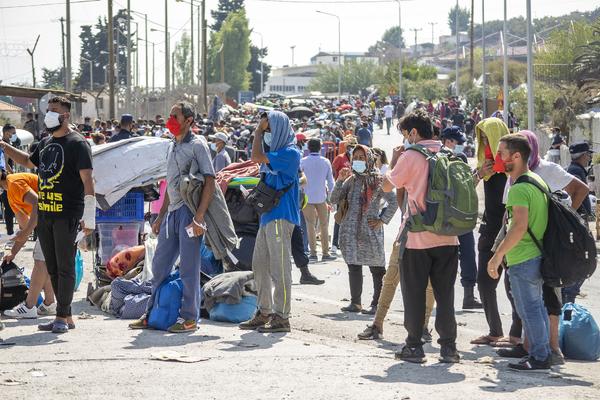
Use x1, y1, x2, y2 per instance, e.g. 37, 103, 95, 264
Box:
401, 246, 459, 347
1, 191, 14, 235
291, 224, 309, 269
347, 264, 385, 307
476, 232, 504, 337
37, 216, 79, 318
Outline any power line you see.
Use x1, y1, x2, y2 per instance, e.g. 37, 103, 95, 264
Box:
0, 0, 99, 10
249, 0, 394, 3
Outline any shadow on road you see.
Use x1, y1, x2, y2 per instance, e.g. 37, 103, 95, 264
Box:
362, 362, 466, 384
316, 312, 372, 322
218, 331, 285, 352
125, 330, 220, 349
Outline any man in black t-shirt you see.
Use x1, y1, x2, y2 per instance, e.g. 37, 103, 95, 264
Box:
0, 96, 95, 334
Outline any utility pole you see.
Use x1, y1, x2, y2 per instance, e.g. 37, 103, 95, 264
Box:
190, 0, 194, 86
165, 0, 170, 93
197, 4, 200, 86
172, 50, 176, 89
126, 0, 131, 112
219, 44, 225, 83
152, 42, 155, 92
59, 17, 67, 89
481, 0, 487, 117
526, 0, 534, 131
455, 0, 460, 97
201, 0, 207, 112
397, 0, 403, 100
66, 0, 72, 91
428, 22, 437, 54
290, 45, 295, 66
502, 0, 509, 125
410, 28, 422, 58
470, 0, 474, 81
145, 14, 149, 119
26, 35, 40, 88
108, 0, 115, 118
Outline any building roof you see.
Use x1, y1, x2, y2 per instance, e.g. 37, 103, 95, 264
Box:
0, 99, 23, 112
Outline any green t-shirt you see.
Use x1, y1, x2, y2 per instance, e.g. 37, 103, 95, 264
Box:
505, 171, 549, 266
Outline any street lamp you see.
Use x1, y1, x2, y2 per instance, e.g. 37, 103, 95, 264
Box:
316, 10, 341, 98
151, 27, 171, 93
252, 30, 264, 95
80, 56, 93, 91
176, 0, 196, 86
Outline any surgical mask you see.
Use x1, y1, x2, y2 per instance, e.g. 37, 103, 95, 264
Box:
166, 116, 182, 136
210, 143, 217, 152
302, 144, 308, 151
404, 139, 413, 149
263, 131, 272, 147
44, 111, 62, 130
352, 160, 367, 173
10, 133, 17, 143
454, 144, 465, 154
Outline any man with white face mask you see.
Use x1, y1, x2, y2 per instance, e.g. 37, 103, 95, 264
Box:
209, 131, 231, 173
0, 96, 95, 334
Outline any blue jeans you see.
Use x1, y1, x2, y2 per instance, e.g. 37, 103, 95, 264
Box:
508, 256, 551, 361
458, 231, 477, 288
146, 206, 202, 321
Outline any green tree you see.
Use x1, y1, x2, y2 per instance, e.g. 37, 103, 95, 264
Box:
42, 67, 64, 89
368, 26, 404, 57
309, 61, 384, 94
174, 32, 193, 86
208, 10, 251, 97
448, 5, 470, 35
574, 19, 600, 86
247, 45, 271, 94
211, 0, 245, 32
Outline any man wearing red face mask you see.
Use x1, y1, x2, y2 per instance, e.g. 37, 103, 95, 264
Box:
470, 117, 511, 346
130, 101, 215, 333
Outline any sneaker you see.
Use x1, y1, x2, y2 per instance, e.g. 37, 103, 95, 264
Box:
551, 350, 565, 366
300, 273, 325, 285
439, 344, 460, 363
321, 254, 337, 262
358, 324, 383, 340
37, 302, 57, 316
508, 355, 551, 372
129, 315, 149, 330
4, 302, 38, 319
258, 314, 290, 333
395, 345, 426, 363
341, 303, 362, 313
496, 344, 528, 359
360, 305, 377, 315
168, 317, 197, 333
239, 312, 270, 330
330, 246, 339, 255
421, 329, 433, 343
308, 255, 319, 263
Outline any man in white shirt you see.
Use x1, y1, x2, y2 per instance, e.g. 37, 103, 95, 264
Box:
383, 102, 395, 135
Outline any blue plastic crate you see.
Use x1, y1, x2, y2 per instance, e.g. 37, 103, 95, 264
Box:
96, 192, 145, 222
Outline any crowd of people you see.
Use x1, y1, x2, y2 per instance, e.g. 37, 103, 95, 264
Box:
0, 93, 595, 373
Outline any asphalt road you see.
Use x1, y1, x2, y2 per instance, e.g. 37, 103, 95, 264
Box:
1, 125, 599, 399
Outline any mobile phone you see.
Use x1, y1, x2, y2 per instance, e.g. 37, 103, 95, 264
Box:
186, 226, 195, 238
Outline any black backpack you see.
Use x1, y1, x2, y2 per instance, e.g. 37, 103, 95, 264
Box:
0, 261, 28, 311
515, 175, 597, 287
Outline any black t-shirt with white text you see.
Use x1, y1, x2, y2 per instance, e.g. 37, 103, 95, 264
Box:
29, 131, 93, 219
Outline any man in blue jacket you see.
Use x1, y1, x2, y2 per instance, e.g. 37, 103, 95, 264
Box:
239, 111, 301, 333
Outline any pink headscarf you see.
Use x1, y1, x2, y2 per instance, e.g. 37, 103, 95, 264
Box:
519, 130, 540, 171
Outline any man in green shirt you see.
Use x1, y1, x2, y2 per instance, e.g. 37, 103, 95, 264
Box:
488, 134, 552, 372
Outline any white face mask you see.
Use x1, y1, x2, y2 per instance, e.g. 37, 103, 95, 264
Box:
454, 144, 465, 154
210, 142, 217, 152
44, 111, 62, 129
263, 132, 273, 147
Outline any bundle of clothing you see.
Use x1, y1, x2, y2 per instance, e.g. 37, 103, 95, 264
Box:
92, 136, 171, 209
202, 271, 255, 311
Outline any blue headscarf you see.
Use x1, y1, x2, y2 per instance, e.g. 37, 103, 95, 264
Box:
260, 111, 296, 174
266, 111, 295, 152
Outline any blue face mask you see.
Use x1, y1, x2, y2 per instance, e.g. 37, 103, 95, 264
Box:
454, 144, 465, 154
352, 160, 367, 173
263, 131, 272, 147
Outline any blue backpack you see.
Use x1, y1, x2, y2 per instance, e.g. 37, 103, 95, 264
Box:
209, 295, 258, 324
559, 303, 600, 361
148, 271, 183, 331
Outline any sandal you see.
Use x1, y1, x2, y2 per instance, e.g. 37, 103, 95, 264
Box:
491, 336, 521, 347
470, 335, 502, 345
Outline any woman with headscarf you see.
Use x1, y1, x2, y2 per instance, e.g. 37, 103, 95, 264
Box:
330, 145, 398, 315
495, 131, 588, 363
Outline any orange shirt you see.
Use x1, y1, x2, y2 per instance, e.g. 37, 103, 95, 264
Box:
7, 173, 38, 216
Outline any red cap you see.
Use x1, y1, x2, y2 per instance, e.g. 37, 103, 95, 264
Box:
296, 133, 307, 141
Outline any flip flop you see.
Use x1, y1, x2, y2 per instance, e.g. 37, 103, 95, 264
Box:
470, 335, 502, 345
491, 337, 520, 347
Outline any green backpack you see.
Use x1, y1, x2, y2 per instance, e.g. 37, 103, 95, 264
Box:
406, 145, 478, 236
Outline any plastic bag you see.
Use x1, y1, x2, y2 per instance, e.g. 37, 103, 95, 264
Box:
140, 234, 157, 282
559, 303, 600, 361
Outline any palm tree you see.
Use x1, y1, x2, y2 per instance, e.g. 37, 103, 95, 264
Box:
574, 20, 600, 88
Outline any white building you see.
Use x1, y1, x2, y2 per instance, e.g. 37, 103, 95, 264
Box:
0, 100, 23, 125
310, 51, 379, 66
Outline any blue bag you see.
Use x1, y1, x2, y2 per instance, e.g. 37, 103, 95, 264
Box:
200, 238, 222, 277
147, 271, 183, 331
209, 295, 257, 324
23, 276, 44, 307
559, 303, 600, 361
75, 250, 84, 291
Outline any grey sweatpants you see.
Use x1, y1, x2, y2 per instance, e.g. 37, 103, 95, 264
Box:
253, 219, 294, 319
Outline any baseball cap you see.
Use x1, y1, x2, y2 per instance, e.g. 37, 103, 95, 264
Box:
441, 126, 466, 144
210, 131, 229, 144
